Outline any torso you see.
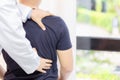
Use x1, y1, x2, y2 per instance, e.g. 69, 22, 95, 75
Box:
2, 16, 65, 80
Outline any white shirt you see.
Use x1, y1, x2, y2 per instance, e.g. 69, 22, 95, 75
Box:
0, 0, 40, 74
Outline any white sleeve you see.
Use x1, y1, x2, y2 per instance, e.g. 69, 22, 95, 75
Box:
17, 3, 32, 23
0, 45, 2, 55
0, 0, 40, 74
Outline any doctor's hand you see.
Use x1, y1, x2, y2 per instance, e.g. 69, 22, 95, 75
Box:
32, 48, 52, 73
31, 8, 53, 31
37, 57, 52, 73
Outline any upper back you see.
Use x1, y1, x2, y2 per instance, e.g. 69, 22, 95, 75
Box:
23, 16, 71, 60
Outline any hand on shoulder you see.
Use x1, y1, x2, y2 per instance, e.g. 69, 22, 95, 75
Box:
31, 8, 53, 30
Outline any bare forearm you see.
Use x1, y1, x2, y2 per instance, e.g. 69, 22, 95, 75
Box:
59, 68, 72, 80
0, 65, 5, 79
57, 48, 73, 80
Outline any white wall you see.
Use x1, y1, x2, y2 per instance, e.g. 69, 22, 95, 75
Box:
40, 0, 76, 80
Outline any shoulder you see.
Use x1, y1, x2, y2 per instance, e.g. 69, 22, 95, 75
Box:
43, 16, 63, 23
42, 16, 67, 30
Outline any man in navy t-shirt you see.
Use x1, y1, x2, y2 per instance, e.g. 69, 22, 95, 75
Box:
3, 16, 72, 80
2, 0, 73, 80
2, 15, 73, 80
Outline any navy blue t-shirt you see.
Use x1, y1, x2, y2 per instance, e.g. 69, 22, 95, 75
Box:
2, 16, 72, 80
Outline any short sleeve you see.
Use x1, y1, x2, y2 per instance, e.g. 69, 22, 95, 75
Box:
56, 19, 72, 50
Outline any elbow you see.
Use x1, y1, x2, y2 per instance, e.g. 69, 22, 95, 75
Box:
61, 66, 73, 73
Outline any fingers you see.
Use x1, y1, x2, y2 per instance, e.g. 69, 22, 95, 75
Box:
40, 66, 51, 73
40, 69, 46, 73
40, 63, 51, 73
37, 58, 53, 73
45, 59, 52, 63
38, 20, 46, 30
41, 63, 52, 72
31, 8, 54, 31
43, 59, 52, 69
45, 63, 52, 67
43, 66, 51, 69
33, 48, 37, 53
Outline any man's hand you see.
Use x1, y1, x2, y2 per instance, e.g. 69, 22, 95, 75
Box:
31, 8, 53, 30
32, 48, 52, 73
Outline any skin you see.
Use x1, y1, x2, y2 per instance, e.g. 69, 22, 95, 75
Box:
25, 0, 52, 30
19, 0, 41, 8
57, 48, 73, 80
0, 58, 5, 79
20, 0, 73, 80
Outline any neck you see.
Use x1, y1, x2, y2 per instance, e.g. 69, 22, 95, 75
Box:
23, 4, 39, 8
28, 5, 39, 8
19, 1, 40, 8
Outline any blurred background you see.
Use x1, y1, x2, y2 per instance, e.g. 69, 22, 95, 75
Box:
76, 0, 120, 80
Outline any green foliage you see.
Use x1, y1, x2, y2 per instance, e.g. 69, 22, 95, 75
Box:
92, 57, 112, 64
76, 50, 119, 80
77, 0, 120, 33
77, 72, 120, 80
77, 8, 116, 32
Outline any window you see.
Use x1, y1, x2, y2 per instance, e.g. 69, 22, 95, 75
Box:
76, 0, 120, 80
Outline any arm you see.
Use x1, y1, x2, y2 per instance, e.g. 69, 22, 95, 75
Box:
0, 65, 5, 79
0, 53, 6, 79
55, 17, 73, 80
0, 0, 40, 74
57, 48, 73, 80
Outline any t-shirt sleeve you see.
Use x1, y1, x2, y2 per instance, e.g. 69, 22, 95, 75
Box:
56, 19, 72, 50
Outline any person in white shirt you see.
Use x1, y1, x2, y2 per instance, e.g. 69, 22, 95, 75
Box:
0, 0, 53, 76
